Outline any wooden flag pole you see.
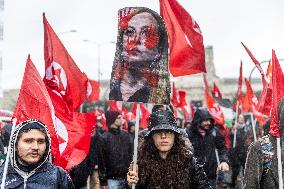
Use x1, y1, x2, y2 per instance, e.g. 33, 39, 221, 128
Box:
132, 103, 141, 189
1, 118, 17, 189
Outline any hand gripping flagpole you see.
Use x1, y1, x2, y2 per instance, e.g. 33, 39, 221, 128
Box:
132, 103, 140, 189
277, 137, 283, 189
1, 118, 17, 189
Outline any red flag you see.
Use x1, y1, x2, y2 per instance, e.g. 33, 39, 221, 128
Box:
47, 87, 96, 170
202, 74, 211, 94
266, 61, 272, 86
87, 79, 100, 102
243, 78, 267, 125
109, 100, 123, 112
236, 61, 243, 112
204, 91, 225, 125
270, 50, 284, 137
43, 14, 88, 111
189, 100, 195, 121
203, 74, 224, 125
211, 82, 223, 98
13, 55, 60, 161
160, 0, 205, 77
132, 103, 150, 129
171, 82, 179, 107
241, 42, 267, 88
178, 90, 187, 107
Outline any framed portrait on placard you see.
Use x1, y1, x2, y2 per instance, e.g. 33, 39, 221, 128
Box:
109, 7, 170, 104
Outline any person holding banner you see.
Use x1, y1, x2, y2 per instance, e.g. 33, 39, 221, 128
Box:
243, 99, 284, 189
0, 119, 74, 188
109, 7, 170, 104
127, 109, 212, 188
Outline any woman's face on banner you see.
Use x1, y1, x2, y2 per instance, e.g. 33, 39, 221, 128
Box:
122, 12, 160, 65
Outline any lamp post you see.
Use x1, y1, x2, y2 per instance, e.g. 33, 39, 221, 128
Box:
248, 58, 284, 83
82, 40, 115, 82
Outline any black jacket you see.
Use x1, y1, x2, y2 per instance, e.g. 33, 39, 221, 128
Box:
186, 108, 229, 179
98, 128, 133, 185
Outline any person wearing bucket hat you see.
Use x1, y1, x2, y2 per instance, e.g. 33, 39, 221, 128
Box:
243, 98, 284, 189
127, 109, 212, 188
0, 119, 74, 188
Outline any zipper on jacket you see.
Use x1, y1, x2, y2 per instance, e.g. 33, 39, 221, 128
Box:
23, 177, 27, 189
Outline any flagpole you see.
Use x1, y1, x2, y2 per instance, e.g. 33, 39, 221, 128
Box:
277, 137, 283, 189
233, 102, 239, 148
132, 103, 140, 189
250, 112, 257, 142
1, 118, 17, 189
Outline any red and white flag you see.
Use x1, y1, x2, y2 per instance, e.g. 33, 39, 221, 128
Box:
13, 55, 60, 162
160, 0, 205, 77
270, 50, 284, 137
43, 13, 88, 111
171, 82, 179, 107
87, 79, 100, 102
211, 82, 223, 98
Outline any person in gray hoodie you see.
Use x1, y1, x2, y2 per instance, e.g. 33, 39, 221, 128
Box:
0, 119, 74, 189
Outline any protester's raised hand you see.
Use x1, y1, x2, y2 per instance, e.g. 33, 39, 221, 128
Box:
127, 162, 139, 186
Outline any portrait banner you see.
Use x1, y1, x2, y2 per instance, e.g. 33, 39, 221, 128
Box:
109, 7, 171, 104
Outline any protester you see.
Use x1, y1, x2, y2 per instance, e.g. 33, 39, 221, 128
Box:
127, 109, 212, 188
186, 108, 229, 188
127, 121, 135, 141
0, 119, 74, 188
109, 7, 170, 104
97, 111, 133, 189
243, 99, 284, 189
229, 114, 251, 187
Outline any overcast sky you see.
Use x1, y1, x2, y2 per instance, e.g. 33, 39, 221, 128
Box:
2, 0, 284, 89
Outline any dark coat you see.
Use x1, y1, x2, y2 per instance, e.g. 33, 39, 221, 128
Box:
186, 108, 229, 180
0, 162, 74, 189
243, 135, 284, 189
98, 128, 133, 185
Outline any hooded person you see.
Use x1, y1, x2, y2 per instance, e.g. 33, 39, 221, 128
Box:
243, 98, 284, 189
0, 119, 74, 189
186, 108, 229, 188
97, 110, 133, 189
127, 109, 212, 188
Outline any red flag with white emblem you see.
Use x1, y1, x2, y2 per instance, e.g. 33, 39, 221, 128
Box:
160, 0, 205, 76
47, 87, 96, 170
43, 13, 88, 111
87, 79, 100, 102
13, 55, 60, 162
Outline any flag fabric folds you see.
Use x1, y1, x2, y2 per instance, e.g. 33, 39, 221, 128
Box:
13, 55, 60, 162
270, 50, 284, 137
87, 79, 100, 102
160, 0, 205, 77
43, 13, 88, 111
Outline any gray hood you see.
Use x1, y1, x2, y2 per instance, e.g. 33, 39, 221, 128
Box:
9, 119, 51, 177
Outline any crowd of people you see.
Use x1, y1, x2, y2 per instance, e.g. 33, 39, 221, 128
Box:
0, 100, 282, 188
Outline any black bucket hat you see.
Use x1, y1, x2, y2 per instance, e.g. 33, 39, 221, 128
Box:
145, 109, 181, 137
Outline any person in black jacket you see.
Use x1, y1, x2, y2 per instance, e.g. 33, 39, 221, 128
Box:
0, 119, 74, 188
127, 109, 212, 188
97, 111, 133, 189
186, 108, 229, 188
